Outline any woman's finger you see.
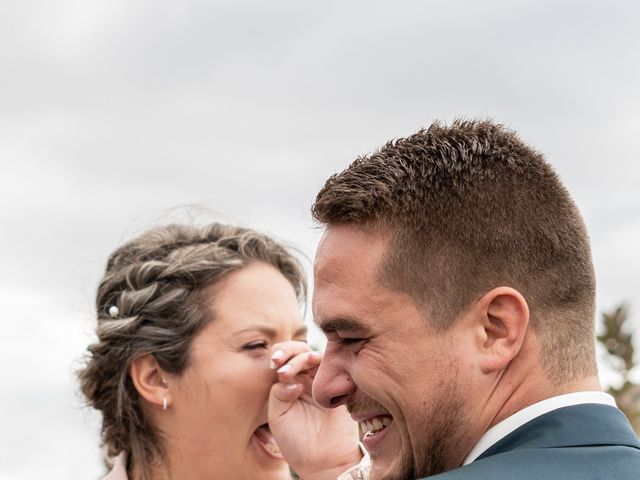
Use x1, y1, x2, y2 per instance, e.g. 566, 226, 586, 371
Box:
268, 382, 304, 422
275, 350, 322, 382
270, 340, 312, 370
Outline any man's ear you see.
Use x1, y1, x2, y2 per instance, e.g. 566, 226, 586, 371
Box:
473, 287, 529, 374
130, 354, 172, 410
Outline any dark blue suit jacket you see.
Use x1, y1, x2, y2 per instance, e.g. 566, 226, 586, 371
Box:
423, 404, 640, 479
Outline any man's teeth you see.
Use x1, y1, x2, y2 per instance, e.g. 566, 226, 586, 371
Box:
359, 416, 392, 436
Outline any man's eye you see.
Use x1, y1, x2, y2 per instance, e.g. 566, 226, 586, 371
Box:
243, 341, 268, 350
338, 337, 365, 346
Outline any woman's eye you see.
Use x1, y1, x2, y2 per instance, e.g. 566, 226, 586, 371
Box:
243, 341, 268, 351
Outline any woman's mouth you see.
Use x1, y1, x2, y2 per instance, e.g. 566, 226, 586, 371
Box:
252, 424, 284, 460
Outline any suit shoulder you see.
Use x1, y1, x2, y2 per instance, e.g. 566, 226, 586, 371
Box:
422, 445, 640, 479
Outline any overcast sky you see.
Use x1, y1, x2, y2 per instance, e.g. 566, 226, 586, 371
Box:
1, 1, 639, 478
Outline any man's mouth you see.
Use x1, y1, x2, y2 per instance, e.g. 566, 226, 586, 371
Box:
252, 424, 284, 460
359, 414, 393, 438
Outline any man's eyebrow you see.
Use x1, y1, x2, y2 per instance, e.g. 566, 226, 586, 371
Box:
317, 317, 366, 334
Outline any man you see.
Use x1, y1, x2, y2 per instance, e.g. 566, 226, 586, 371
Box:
309, 119, 640, 479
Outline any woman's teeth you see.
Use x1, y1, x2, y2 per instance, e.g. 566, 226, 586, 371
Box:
262, 441, 282, 456
254, 424, 283, 458
359, 416, 392, 436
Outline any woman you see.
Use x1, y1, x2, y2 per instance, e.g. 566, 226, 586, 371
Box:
78, 223, 363, 479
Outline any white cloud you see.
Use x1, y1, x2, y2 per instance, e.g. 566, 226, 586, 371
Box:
2, 0, 639, 477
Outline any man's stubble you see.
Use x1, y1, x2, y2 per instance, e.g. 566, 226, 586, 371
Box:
373, 379, 468, 480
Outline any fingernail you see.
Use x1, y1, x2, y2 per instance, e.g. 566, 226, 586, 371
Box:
277, 364, 291, 374
270, 350, 284, 369
286, 383, 299, 390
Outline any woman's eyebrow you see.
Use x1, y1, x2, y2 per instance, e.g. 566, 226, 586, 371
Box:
294, 325, 309, 337
232, 324, 309, 338
232, 325, 278, 338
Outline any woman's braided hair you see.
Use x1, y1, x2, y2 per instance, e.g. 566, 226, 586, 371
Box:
78, 223, 306, 476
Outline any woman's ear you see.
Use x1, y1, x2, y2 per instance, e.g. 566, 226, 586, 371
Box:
474, 287, 529, 374
130, 354, 172, 410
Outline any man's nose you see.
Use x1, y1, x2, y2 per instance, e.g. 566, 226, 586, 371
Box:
312, 350, 355, 409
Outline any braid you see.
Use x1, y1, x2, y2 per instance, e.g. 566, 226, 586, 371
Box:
78, 223, 306, 477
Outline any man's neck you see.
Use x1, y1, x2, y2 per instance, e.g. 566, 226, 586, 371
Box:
463, 385, 613, 465
488, 374, 602, 429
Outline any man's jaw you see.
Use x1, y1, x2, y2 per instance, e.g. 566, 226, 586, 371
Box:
347, 395, 401, 465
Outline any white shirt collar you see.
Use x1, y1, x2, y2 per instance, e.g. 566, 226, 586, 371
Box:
463, 391, 617, 465
338, 442, 371, 480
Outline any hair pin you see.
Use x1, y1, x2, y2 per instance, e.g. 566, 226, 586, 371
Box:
108, 305, 120, 318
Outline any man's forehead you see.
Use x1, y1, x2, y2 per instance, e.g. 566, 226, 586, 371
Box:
314, 224, 388, 275
312, 226, 396, 328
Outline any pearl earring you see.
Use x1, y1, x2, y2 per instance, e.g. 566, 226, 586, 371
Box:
163, 397, 168, 410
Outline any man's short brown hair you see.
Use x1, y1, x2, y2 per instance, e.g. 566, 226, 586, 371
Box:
312, 119, 596, 383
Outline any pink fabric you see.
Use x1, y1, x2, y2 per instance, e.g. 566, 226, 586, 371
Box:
101, 449, 371, 479
102, 452, 128, 480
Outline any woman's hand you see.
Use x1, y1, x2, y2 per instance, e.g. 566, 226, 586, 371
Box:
268, 341, 361, 480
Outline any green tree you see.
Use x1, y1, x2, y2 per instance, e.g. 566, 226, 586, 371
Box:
597, 304, 640, 433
